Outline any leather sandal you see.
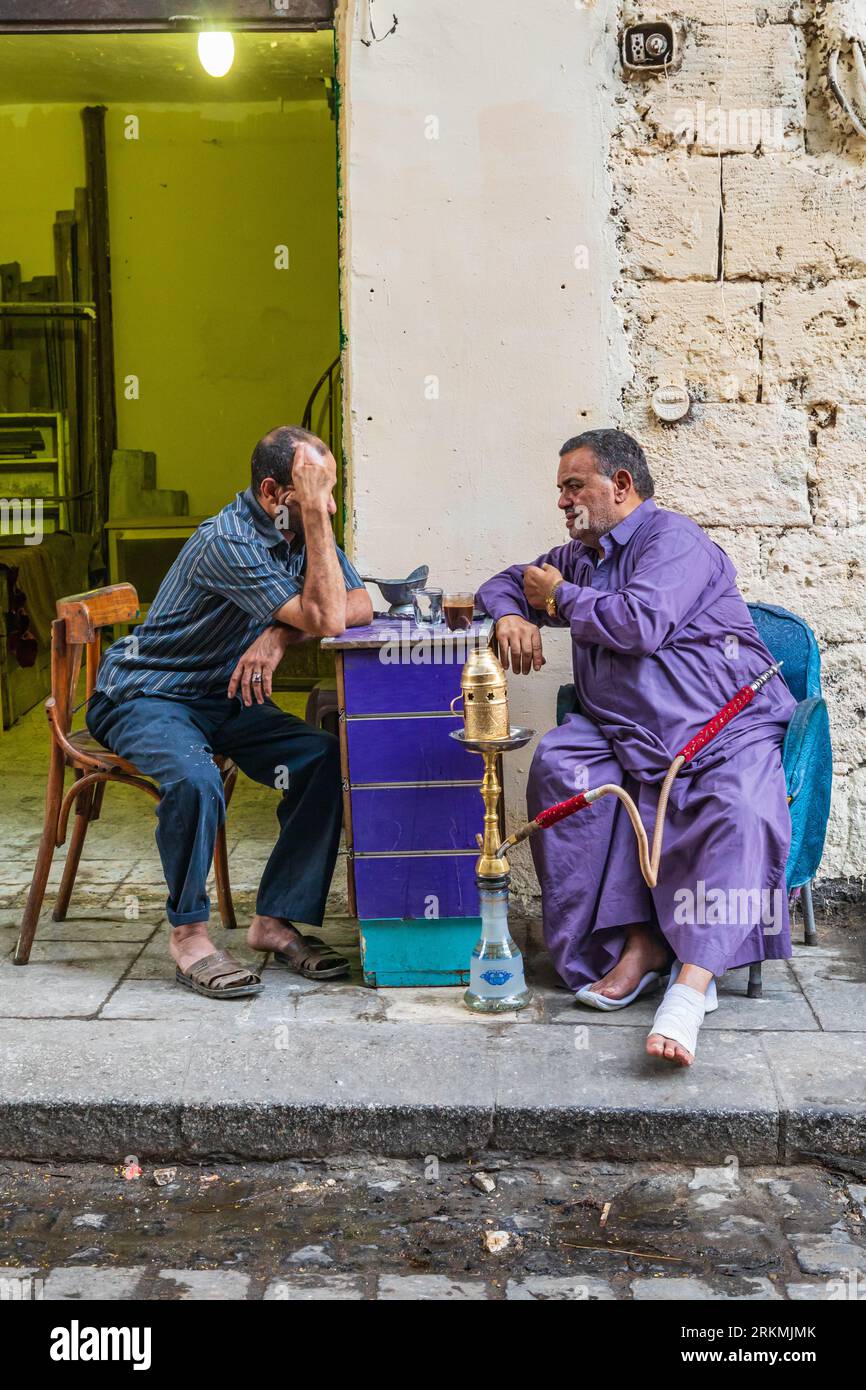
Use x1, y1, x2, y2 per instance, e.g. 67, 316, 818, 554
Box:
273, 934, 350, 981
175, 949, 263, 999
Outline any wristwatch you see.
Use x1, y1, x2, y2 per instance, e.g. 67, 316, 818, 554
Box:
544, 580, 564, 619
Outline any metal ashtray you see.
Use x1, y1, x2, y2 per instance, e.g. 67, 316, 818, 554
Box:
450, 727, 535, 755
362, 565, 429, 616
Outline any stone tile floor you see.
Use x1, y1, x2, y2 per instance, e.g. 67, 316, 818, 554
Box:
0, 695, 859, 1029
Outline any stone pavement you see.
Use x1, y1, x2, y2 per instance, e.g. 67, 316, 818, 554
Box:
0, 1266, 849, 1302
2, 699, 865, 1163
1, 1155, 865, 1301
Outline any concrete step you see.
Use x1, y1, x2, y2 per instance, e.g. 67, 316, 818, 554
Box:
1, 1016, 863, 1165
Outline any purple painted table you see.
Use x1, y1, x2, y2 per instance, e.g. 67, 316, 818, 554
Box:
322, 617, 497, 987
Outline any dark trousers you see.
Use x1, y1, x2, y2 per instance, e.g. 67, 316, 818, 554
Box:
86, 691, 342, 928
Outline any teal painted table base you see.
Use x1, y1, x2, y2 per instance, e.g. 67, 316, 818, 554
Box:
359, 918, 482, 988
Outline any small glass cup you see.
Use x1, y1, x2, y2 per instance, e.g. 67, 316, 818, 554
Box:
413, 586, 443, 625
443, 592, 475, 631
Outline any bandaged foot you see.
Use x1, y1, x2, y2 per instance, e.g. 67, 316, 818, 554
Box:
647, 982, 710, 1066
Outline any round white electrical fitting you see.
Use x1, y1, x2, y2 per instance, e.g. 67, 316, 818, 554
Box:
651, 383, 691, 423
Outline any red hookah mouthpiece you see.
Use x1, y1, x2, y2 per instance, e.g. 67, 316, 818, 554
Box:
676, 661, 783, 765
534, 792, 589, 829
533, 785, 604, 830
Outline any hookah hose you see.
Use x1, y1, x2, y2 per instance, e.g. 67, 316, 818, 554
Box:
497, 662, 783, 889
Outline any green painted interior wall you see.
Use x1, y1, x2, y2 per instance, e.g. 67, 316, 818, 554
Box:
0, 106, 85, 269
0, 94, 339, 516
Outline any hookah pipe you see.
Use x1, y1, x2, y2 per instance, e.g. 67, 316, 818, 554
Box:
496, 662, 783, 887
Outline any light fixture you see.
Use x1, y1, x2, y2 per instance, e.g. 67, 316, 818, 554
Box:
197, 31, 235, 78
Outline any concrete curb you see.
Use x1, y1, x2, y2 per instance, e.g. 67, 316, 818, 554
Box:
1, 1020, 864, 1164
1, 1098, 863, 1165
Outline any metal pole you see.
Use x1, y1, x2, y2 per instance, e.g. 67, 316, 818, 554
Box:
0, 303, 96, 318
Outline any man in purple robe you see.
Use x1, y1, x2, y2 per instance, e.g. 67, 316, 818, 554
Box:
476, 429, 795, 1066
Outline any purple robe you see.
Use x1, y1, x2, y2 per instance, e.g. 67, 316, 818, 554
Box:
476, 499, 796, 990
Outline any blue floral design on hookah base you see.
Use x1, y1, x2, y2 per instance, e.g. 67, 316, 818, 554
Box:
479, 969, 513, 987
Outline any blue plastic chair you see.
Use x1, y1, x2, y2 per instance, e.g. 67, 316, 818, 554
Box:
745, 603, 832, 993
555, 602, 832, 996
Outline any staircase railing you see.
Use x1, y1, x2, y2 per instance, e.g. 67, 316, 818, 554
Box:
301, 355, 342, 540
302, 355, 341, 450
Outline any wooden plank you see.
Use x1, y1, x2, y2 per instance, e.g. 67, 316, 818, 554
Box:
18, 274, 57, 409
351, 785, 482, 855
57, 582, 140, 642
0, 262, 20, 351
74, 186, 95, 534
53, 211, 81, 525
82, 107, 116, 541
353, 855, 480, 923
334, 652, 357, 918
358, 919, 480, 989
0, 350, 30, 411
0, 259, 32, 406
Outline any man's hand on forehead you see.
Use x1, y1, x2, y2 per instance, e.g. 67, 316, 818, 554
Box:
292, 443, 337, 507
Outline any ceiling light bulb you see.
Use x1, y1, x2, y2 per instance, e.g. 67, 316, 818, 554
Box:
197, 31, 235, 78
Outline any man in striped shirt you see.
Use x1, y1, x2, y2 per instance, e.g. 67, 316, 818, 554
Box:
87, 426, 373, 998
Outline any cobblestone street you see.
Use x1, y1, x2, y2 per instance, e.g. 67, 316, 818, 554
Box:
2, 1156, 866, 1301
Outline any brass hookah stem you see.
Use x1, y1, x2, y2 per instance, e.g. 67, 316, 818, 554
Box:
475, 749, 509, 878
480, 750, 502, 853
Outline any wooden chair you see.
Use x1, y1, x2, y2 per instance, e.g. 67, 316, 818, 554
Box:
15, 583, 238, 965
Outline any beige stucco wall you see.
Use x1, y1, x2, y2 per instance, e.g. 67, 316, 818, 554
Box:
339, 0, 866, 890
337, 0, 626, 895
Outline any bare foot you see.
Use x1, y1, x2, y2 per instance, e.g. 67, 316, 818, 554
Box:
246, 913, 304, 955
646, 1034, 693, 1066
170, 922, 219, 974
589, 923, 669, 1001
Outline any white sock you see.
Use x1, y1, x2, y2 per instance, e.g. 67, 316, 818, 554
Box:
649, 982, 708, 1058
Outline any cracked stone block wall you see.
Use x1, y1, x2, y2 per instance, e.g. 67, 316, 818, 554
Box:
614, 1, 865, 887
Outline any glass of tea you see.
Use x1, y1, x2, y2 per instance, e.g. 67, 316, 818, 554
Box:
412, 587, 443, 625
443, 592, 475, 631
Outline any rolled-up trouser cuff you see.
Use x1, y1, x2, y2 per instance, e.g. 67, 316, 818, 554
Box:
167, 898, 211, 928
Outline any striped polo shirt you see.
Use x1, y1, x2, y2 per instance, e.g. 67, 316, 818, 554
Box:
96, 487, 363, 703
